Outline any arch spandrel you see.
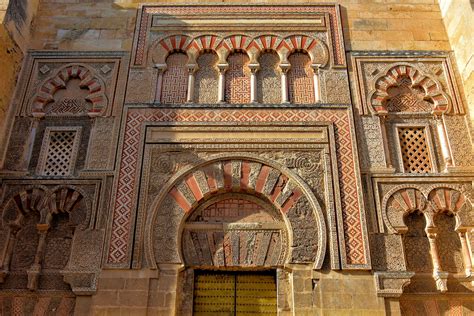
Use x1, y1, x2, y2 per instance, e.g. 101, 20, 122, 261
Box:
145, 154, 327, 270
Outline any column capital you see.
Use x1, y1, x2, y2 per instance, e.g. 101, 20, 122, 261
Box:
248, 63, 260, 73
311, 63, 322, 73
279, 63, 291, 73
217, 63, 229, 72
187, 63, 198, 74
154, 64, 167, 72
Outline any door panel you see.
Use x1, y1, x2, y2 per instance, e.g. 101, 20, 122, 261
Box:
193, 271, 277, 316
236, 274, 277, 315
194, 273, 235, 315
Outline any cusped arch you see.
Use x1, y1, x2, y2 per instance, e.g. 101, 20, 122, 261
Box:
428, 187, 473, 230
145, 153, 327, 270
31, 64, 108, 117
369, 64, 450, 114
151, 34, 192, 65
281, 35, 329, 67
382, 186, 427, 234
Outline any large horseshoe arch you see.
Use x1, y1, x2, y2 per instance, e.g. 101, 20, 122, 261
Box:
144, 153, 327, 270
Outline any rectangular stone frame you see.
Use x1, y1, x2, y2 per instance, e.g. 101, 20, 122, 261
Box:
104, 106, 371, 270
0, 51, 129, 172
132, 122, 340, 270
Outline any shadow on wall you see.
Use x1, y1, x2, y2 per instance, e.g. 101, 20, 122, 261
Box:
4, 0, 27, 30
3, 0, 39, 51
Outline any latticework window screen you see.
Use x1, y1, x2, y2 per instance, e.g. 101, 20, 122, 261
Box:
398, 127, 432, 173
37, 128, 81, 176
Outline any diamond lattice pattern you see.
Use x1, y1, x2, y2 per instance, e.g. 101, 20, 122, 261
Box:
42, 131, 77, 176
398, 127, 432, 173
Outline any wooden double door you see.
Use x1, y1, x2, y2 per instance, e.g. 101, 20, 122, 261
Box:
193, 270, 277, 315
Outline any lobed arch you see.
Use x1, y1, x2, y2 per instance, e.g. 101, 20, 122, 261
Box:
218, 34, 254, 62
382, 185, 472, 234
368, 64, 450, 115
31, 63, 108, 117
144, 153, 327, 270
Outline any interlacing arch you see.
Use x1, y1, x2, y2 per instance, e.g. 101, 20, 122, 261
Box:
31, 64, 108, 116
369, 64, 450, 114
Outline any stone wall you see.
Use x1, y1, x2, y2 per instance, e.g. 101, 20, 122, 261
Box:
0, 2, 22, 151
0, 1, 473, 315
439, 0, 474, 143
31, 0, 451, 51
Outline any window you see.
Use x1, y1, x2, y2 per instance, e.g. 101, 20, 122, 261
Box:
36, 127, 82, 176
397, 127, 433, 173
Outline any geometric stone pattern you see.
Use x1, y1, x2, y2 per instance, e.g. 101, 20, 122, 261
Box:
225, 53, 251, 104
443, 115, 474, 167
161, 53, 188, 104
400, 297, 472, 315
257, 52, 281, 104
194, 53, 219, 104
288, 53, 314, 104
385, 76, 432, 113
397, 127, 432, 173
0, 295, 75, 316
106, 108, 367, 268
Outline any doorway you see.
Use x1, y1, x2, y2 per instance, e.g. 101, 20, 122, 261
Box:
193, 270, 277, 315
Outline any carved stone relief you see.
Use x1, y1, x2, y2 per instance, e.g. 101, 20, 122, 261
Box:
182, 194, 288, 267
443, 115, 474, 168
194, 52, 219, 104
257, 51, 281, 104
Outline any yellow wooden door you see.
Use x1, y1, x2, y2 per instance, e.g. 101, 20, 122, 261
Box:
193, 271, 277, 316
194, 273, 236, 316
235, 273, 277, 315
